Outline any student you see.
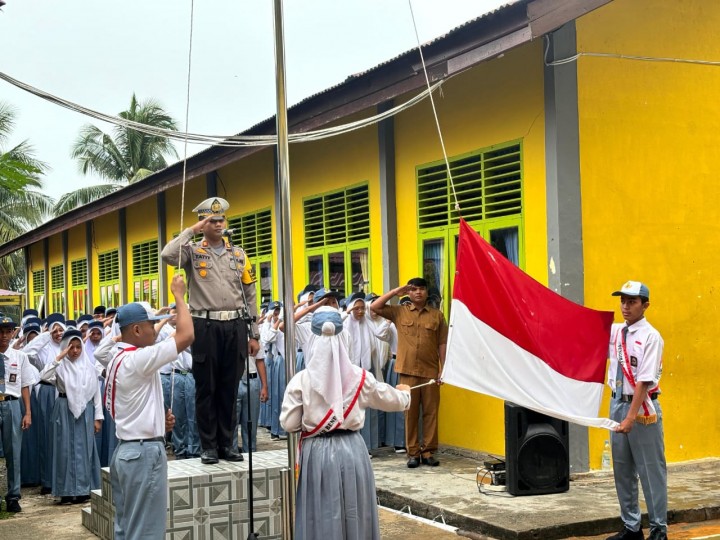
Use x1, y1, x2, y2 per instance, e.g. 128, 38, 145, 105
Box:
85, 320, 117, 468
23, 313, 66, 493
103, 275, 193, 540
0, 315, 35, 513
17, 320, 42, 487
280, 308, 411, 540
39, 328, 102, 504
343, 292, 392, 454
159, 306, 201, 459
606, 281, 666, 540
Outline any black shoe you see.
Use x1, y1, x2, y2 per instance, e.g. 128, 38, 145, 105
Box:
6, 498, 21, 512
606, 527, 644, 540
200, 449, 219, 465
648, 529, 667, 540
407, 457, 420, 468
422, 456, 440, 467
57, 496, 74, 505
73, 495, 91, 504
270, 434, 279, 440
218, 446, 244, 462
40, 486, 52, 495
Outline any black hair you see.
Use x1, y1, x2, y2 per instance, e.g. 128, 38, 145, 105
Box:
406, 277, 428, 288
640, 296, 649, 304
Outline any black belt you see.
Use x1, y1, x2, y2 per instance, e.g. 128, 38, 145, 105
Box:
247, 372, 258, 379
38, 380, 53, 386
315, 429, 354, 438
612, 391, 659, 402
58, 393, 67, 398
119, 436, 165, 444
297, 348, 303, 353
0, 395, 19, 401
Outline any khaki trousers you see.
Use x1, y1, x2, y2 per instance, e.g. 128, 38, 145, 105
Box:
398, 374, 439, 458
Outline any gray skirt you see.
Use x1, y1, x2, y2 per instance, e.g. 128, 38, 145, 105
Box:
296, 430, 379, 540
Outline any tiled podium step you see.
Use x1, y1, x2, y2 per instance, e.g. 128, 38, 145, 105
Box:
83, 450, 288, 540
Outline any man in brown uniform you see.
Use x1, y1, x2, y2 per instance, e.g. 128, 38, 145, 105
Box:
371, 277, 447, 468
161, 197, 260, 464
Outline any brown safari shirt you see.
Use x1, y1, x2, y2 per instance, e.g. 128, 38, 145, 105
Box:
374, 303, 448, 378
161, 228, 259, 336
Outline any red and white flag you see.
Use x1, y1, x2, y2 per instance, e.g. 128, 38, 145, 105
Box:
442, 219, 618, 430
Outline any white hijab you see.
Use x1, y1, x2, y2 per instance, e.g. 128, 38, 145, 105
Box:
343, 298, 374, 371
304, 307, 363, 430
39, 322, 65, 367
57, 335, 98, 419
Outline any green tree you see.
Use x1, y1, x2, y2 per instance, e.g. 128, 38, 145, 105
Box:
54, 94, 179, 215
0, 102, 54, 291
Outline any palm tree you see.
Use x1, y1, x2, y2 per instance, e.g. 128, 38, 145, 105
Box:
0, 102, 54, 291
54, 94, 179, 215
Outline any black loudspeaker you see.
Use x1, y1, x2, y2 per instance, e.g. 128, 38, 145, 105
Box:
504, 401, 570, 496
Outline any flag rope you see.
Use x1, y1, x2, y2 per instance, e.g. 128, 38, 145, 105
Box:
171, 0, 196, 413
407, 0, 461, 217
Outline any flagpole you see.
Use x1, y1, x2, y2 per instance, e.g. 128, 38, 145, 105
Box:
272, 0, 297, 538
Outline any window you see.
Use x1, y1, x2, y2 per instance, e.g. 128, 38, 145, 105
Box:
227, 208, 274, 303
98, 250, 121, 308
50, 264, 65, 314
32, 269, 45, 312
417, 141, 523, 313
132, 240, 159, 308
71, 259, 88, 319
303, 184, 371, 295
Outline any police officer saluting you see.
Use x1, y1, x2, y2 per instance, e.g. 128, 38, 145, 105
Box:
162, 197, 260, 464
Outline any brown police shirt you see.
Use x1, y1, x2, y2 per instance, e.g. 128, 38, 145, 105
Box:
161, 228, 259, 336
374, 303, 448, 379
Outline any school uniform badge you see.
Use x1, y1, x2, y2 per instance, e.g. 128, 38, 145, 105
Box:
630, 356, 638, 367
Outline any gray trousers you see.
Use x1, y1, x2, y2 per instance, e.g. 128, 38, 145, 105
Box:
0, 399, 22, 500
110, 440, 167, 540
610, 399, 667, 533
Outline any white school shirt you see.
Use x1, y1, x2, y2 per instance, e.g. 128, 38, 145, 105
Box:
157, 325, 192, 374
607, 318, 663, 395
280, 369, 410, 434
106, 338, 178, 440
0, 347, 38, 397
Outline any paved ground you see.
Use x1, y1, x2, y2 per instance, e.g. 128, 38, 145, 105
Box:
1, 430, 719, 539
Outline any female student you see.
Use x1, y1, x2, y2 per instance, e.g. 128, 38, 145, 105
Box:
40, 328, 102, 504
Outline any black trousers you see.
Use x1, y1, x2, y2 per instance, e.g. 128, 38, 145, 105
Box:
191, 317, 247, 450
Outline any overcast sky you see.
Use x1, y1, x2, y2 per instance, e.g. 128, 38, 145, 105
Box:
1, 0, 509, 200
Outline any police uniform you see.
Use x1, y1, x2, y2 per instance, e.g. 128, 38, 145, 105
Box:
0, 316, 36, 512
161, 197, 259, 460
607, 281, 667, 540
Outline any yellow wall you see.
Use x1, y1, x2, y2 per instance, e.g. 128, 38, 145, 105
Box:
125, 196, 160, 302
577, 0, 720, 465
27, 242, 44, 309
286, 110, 381, 297
90, 212, 120, 306
47, 235, 64, 314
394, 41, 547, 455
67, 224, 86, 316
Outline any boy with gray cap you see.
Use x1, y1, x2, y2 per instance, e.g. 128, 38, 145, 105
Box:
105, 275, 193, 540
606, 281, 666, 540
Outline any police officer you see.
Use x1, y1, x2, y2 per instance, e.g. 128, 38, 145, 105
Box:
0, 315, 35, 512
161, 197, 260, 464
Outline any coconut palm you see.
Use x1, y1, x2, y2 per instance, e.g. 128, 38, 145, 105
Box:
54, 94, 179, 215
0, 102, 54, 290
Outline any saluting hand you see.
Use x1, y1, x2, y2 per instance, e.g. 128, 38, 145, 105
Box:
56, 345, 72, 362
191, 215, 213, 235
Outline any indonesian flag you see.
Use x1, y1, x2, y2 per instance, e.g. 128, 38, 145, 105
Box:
442, 219, 618, 430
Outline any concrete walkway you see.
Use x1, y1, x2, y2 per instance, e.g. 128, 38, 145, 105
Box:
371, 447, 720, 540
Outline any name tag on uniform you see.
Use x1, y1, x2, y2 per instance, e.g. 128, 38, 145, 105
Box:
8, 374, 16, 383
630, 356, 638, 367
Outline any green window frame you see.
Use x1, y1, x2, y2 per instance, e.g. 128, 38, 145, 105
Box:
32, 269, 45, 311
227, 208, 274, 303
70, 258, 88, 319
50, 264, 65, 314
304, 183, 371, 296
98, 250, 121, 308
417, 141, 524, 314
132, 240, 159, 309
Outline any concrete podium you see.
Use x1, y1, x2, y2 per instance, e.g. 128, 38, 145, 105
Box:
82, 450, 289, 540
